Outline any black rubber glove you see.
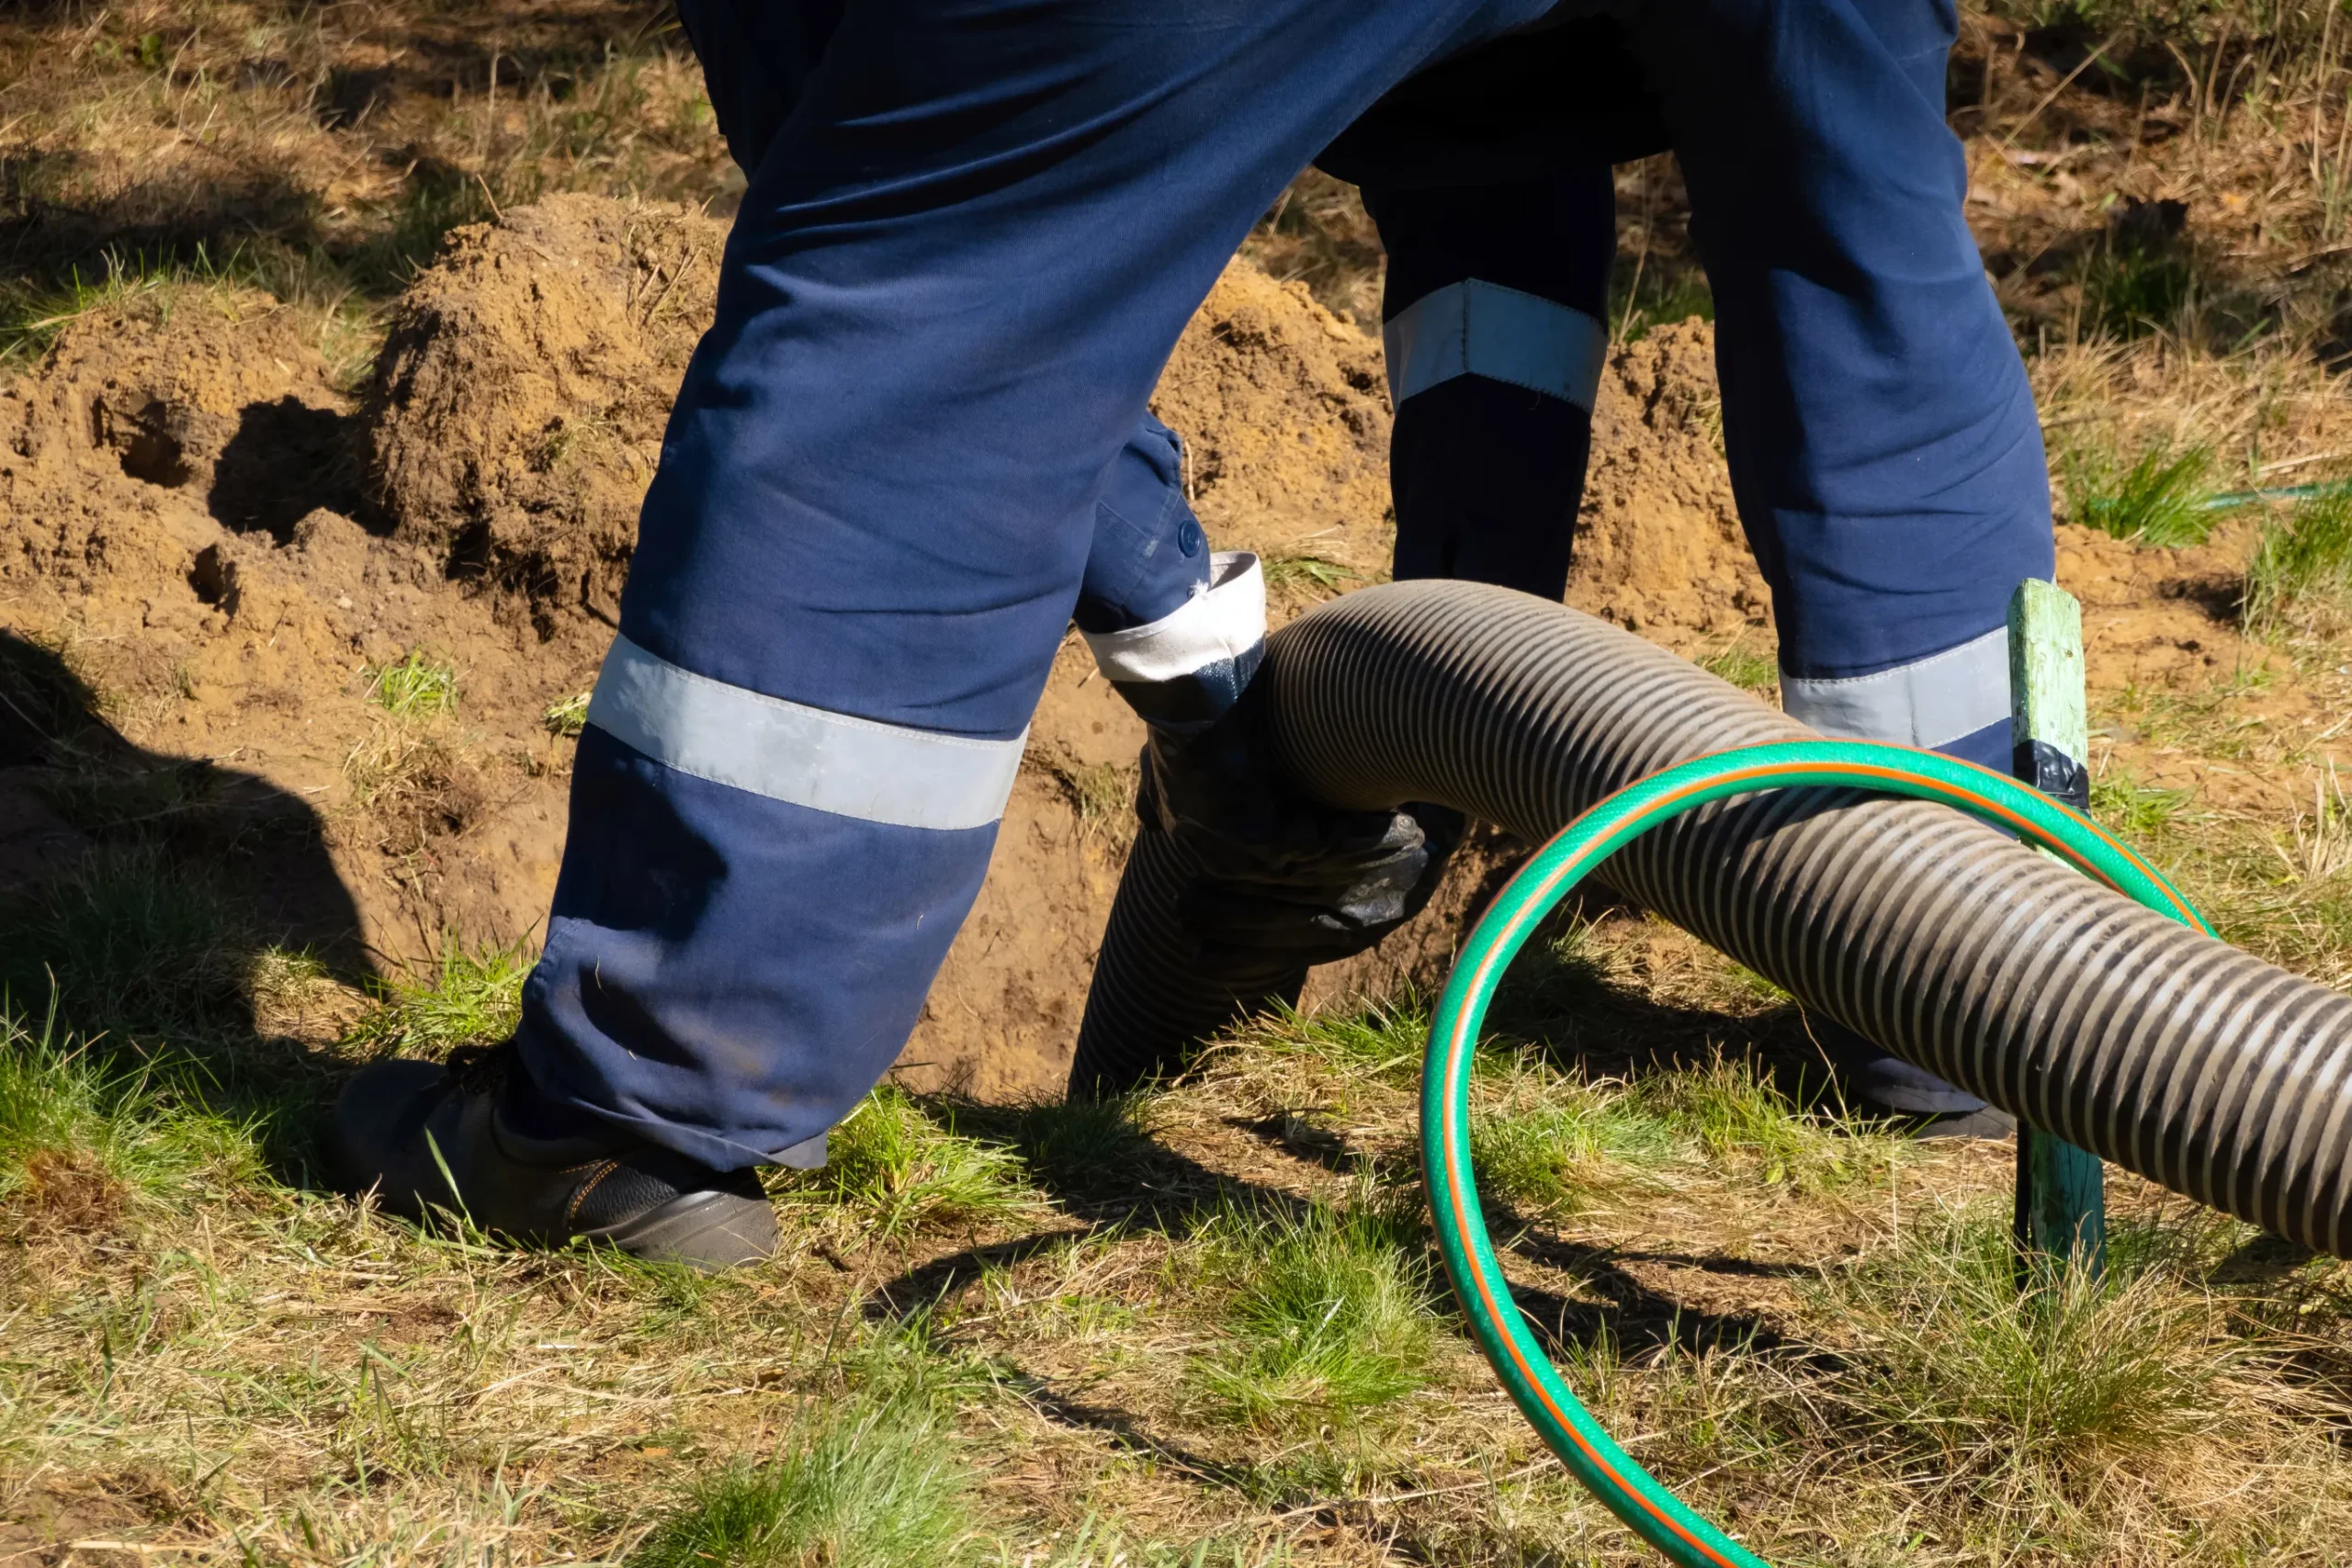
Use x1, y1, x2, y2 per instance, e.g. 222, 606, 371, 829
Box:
1137, 679, 1463, 970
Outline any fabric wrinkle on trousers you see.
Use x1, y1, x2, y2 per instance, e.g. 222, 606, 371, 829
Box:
515, 0, 2054, 1168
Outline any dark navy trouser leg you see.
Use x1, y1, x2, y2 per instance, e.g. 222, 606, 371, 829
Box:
1366, 168, 1616, 602
672, 0, 1211, 637
1645, 0, 2052, 1109
514, 0, 1558, 1168
1341, 0, 2049, 1112
1633, 0, 2052, 773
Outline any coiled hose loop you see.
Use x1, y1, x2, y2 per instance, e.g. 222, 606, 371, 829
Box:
1426, 739, 2206, 1568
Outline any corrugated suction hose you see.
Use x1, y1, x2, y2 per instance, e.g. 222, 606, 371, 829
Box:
1072, 580, 2352, 1258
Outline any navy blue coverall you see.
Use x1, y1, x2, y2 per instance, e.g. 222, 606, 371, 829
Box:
508, 0, 2055, 1169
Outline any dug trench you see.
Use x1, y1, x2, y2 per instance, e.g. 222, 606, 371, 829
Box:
0, 191, 2330, 1102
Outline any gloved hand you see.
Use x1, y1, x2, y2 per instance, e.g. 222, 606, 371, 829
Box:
1138, 678, 1463, 970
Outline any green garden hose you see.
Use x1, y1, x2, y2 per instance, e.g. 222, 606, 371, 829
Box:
1421, 737, 2210, 1568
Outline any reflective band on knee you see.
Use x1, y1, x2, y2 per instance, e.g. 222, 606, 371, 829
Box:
1779, 625, 2012, 750
585, 635, 1025, 830
1081, 551, 1264, 683
1383, 279, 1609, 412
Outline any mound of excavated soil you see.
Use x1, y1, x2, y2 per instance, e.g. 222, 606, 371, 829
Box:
0, 193, 1894, 1098
365, 194, 726, 649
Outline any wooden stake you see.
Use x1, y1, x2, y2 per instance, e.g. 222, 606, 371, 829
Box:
2008, 578, 2108, 1284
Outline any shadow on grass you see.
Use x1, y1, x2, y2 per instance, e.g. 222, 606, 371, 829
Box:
0, 630, 370, 1183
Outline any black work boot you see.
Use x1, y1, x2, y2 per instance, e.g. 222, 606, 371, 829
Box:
1814, 1020, 2018, 1141
327, 1043, 779, 1270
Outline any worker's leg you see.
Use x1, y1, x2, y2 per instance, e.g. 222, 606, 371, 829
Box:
1362, 168, 1617, 599
1631, 0, 2050, 773
673, 0, 1214, 639
506, 0, 1561, 1171
1634, 0, 2052, 1120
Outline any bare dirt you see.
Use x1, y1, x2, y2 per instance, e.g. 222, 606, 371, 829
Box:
0, 190, 2313, 1098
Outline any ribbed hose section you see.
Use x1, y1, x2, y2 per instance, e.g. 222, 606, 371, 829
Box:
1070, 822, 1310, 1099
1081, 579, 2352, 1255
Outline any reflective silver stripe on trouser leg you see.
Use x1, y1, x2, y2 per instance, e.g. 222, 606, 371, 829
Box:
1779, 626, 2013, 750
584, 634, 1027, 829
1382, 278, 1611, 412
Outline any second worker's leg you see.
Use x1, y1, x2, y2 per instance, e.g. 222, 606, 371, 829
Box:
1635, 0, 2054, 1130
1365, 167, 1618, 600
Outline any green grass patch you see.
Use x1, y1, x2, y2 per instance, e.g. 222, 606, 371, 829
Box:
0, 1002, 264, 1216
0, 843, 248, 1037
0, 245, 232, 370
1634, 1055, 1882, 1190
1470, 1075, 1676, 1214
2245, 487, 2352, 636
1806, 1205, 2245, 1480
1009, 1093, 1155, 1193
795, 1088, 1032, 1239
2082, 234, 2198, 342
542, 692, 591, 738
365, 649, 458, 719
2066, 440, 2216, 547
1699, 641, 1779, 694
1232, 994, 1432, 1084
2091, 767, 2195, 838
1609, 256, 1715, 344
630, 1390, 982, 1568
1260, 555, 1358, 595
1193, 1194, 1436, 1427
343, 942, 532, 1060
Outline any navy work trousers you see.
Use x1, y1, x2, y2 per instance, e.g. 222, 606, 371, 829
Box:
514, 0, 2054, 1167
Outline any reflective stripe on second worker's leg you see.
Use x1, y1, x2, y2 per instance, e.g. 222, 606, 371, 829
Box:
1780, 626, 2012, 752
586, 635, 1026, 831
1382, 278, 1610, 412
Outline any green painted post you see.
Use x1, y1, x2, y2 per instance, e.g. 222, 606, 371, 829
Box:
2008, 578, 2108, 1284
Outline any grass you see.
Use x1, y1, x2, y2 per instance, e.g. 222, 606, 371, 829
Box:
343, 941, 533, 1060
631, 1391, 982, 1568
2092, 768, 2196, 837
4, 2, 2352, 1559
1634, 1055, 1886, 1191
1193, 1193, 1437, 1429
0, 842, 248, 1037
1469, 1074, 1676, 1215
1230, 994, 1432, 1084
796, 1087, 1034, 1239
365, 649, 458, 719
2066, 440, 2218, 547
1698, 641, 1778, 694
1260, 555, 1358, 595
0, 1002, 262, 1218
543, 691, 591, 738
1009, 1093, 1156, 1193
2274, 762, 2352, 883
2245, 487, 2352, 636
1805, 1205, 2247, 1483
1035, 755, 1137, 849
